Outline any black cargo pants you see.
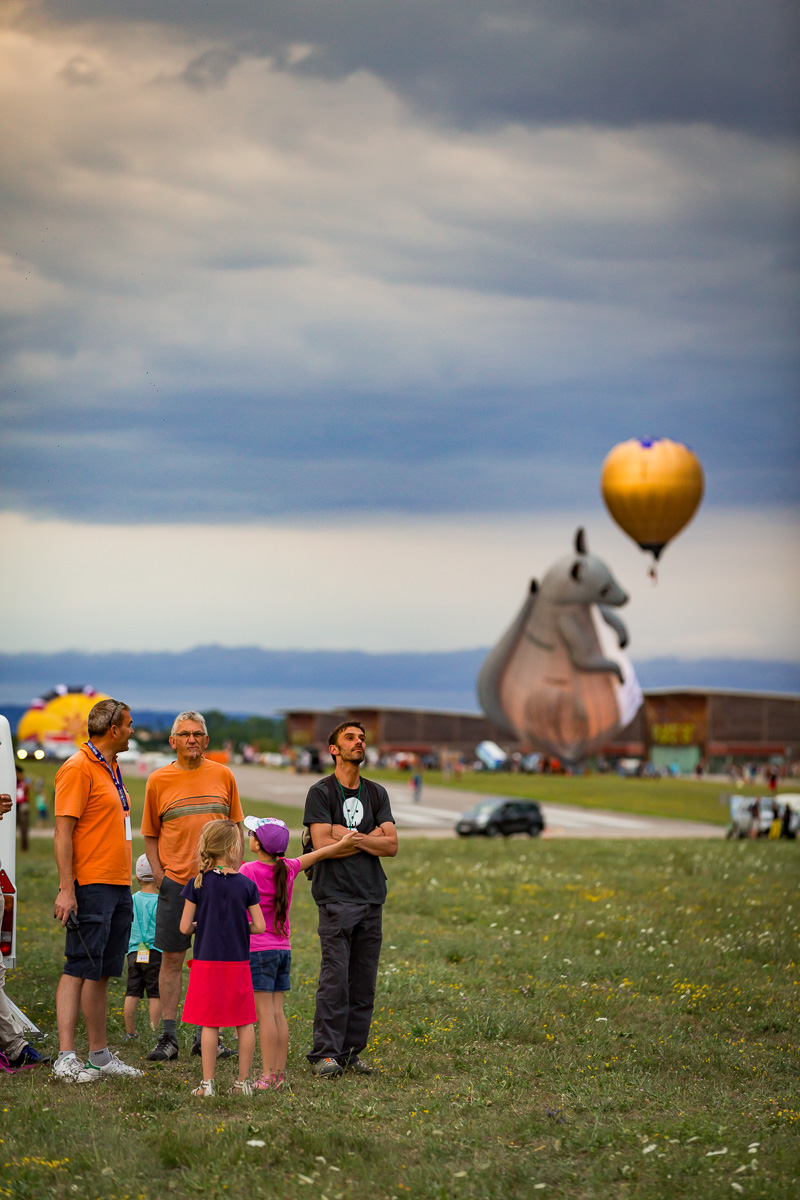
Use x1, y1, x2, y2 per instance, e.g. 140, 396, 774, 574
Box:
308, 901, 383, 1064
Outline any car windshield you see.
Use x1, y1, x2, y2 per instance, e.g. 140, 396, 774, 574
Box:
463, 801, 502, 819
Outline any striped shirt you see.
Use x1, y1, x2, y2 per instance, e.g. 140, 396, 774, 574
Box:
141, 759, 243, 884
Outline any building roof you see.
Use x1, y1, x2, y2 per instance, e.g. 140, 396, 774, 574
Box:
642, 687, 800, 702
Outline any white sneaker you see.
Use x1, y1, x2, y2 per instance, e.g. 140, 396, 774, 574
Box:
52, 1053, 97, 1084
90, 1052, 144, 1079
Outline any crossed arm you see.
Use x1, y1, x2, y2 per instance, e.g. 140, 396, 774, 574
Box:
309, 821, 398, 858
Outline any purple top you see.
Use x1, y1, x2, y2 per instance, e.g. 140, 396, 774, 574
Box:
181, 870, 259, 962
239, 858, 303, 950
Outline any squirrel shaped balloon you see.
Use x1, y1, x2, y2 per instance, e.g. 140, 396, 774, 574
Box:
478, 529, 642, 763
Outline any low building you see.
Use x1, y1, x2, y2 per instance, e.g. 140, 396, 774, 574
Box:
639, 688, 798, 772
285, 689, 800, 771
285, 706, 519, 760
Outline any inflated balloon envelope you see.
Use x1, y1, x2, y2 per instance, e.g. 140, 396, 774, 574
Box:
477, 529, 643, 764
601, 437, 704, 568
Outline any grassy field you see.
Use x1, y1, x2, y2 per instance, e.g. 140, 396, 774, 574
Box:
368, 768, 797, 826
2, 832, 798, 1200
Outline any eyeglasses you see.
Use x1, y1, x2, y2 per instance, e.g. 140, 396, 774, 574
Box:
174, 731, 206, 740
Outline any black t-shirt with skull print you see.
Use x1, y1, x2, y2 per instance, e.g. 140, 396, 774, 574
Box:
303, 775, 394, 905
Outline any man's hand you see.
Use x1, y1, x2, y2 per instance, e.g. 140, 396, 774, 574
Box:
328, 824, 364, 854
54, 886, 78, 927
53, 815, 78, 924
144, 836, 165, 887
0, 793, 12, 820
331, 829, 360, 856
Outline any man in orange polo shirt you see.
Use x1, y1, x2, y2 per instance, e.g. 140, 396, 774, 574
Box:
52, 699, 143, 1082
142, 710, 243, 1061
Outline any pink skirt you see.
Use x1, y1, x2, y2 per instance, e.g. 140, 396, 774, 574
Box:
181, 960, 256, 1027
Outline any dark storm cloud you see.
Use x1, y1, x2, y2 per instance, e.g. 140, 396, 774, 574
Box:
16, 0, 799, 135
2, 365, 797, 523
1, 4, 797, 526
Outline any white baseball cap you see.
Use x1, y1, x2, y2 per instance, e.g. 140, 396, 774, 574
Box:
135, 853, 154, 881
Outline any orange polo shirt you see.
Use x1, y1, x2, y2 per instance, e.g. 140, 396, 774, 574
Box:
141, 758, 243, 884
55, 744, 132, 886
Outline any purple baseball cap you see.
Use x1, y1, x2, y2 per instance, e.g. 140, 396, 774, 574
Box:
244, 815, 290, 855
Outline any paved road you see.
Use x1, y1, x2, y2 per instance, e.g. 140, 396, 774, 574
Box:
231, 766, 723, 839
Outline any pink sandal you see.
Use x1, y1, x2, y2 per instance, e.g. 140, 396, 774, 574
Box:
253, 1073, 274, 1090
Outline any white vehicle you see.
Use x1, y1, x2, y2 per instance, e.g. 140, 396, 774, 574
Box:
0, 713, 41, 1036
726, 793, 800, 839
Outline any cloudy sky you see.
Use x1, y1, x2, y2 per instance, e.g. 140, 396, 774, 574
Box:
1, 1, 798, 661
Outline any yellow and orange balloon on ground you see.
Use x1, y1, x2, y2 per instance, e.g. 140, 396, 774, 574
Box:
601, 437, 704, 568
17, 686, 108, 749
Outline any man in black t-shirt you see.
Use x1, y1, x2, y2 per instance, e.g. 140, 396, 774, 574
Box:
303, 721, 397, 1077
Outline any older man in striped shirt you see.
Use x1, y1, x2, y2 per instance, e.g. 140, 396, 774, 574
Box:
142, 710, 243, 1062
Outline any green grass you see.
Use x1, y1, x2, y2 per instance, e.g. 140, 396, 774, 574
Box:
367, 768, 796, 826
3, 834, 799, 1199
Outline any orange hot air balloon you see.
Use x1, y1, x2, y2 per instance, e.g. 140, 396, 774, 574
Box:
601, 437, 704, 567
17, 686, 108, 750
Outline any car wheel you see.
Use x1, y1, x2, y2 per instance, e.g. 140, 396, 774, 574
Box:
526, 824, 542, 837
486, 825, 501, 838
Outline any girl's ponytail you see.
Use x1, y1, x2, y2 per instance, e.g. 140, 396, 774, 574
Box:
194, 845, 212, 889
273, 855, 289, 936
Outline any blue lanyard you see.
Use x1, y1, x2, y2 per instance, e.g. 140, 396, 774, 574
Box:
86, 741, 130, 814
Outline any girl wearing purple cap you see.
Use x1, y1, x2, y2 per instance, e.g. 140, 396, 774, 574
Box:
240, 816, 357, 1090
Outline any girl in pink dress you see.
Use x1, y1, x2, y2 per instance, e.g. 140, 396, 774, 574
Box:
180, 820, 266, 1097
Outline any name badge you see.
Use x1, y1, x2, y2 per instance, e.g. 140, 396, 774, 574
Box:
124, 815, 132, 841
136, 943, 150, 964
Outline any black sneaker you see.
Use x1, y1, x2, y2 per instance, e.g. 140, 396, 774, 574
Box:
8, 1044, 50, 1068
191, 1037, 236, 1060
147, 1032, 179, 1061
343, 1056, 373, 1075
311, 1057, 344, 1078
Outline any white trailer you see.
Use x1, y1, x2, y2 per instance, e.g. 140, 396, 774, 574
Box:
0, 713, 41, 1036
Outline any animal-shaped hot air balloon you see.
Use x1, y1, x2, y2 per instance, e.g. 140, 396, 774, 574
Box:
477, 530, 642, 763
601, 438, 704, 572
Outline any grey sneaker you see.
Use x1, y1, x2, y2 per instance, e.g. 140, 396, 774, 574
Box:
311, 1057, 344, 1078
343, 1056, 373, 1075
91, 1053, 144, 1079
147, 1032, 179, 1061
52, 1053, 96, 1084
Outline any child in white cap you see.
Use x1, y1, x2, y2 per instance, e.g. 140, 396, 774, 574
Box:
123, 853, 162, 1039
240, 816, 356, 1090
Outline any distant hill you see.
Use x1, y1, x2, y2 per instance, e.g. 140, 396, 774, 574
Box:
1, 647, 798, 721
